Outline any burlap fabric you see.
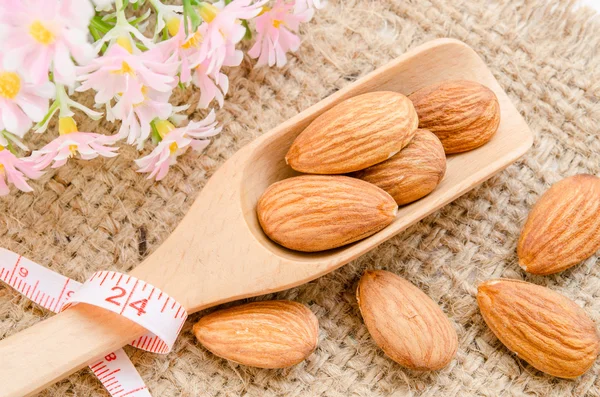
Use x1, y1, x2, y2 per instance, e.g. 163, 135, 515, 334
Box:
1, 0, 599, 395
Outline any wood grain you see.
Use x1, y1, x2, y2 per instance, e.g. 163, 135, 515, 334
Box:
0, 38, 534, 397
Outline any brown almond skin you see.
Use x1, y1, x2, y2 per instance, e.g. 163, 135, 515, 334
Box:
357, 270, 458, 370
351, 129, 446, 205
285, 91, 418, 174
257, 175, 398, 252
518, 174, 600, 275
477, 279, 600, 378
193, 301, 319, 369
408, 80, 500, 154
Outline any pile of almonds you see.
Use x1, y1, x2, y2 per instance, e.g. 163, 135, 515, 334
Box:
191, 81, 600, 382
258, 80, 501, 252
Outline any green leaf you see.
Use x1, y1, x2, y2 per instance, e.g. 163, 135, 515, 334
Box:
90, 15, 114, 33
89, 25, 102, 42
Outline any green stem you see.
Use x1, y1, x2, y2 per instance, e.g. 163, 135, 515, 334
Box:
182, 0, 202, 34
147, 0, 164, 12
55, 84, 71, 118
150, 119, 162, 144
241, 19, 252, 40
34, 100, 60, 132
115, 0, 127, 26
135, 42, 148, 51
128, 9, 151, 26
5, 141, 16, 155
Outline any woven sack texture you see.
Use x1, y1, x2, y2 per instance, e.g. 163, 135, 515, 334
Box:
1, 0, 600, 395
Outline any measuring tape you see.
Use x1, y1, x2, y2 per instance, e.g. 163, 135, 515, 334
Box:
0, 248, 188, 396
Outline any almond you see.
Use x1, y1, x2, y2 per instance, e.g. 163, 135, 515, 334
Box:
193, 300, 319, 369
518, 174, 600, 275
357, 270, 458, 370
257, 175, 397, 252
285, 91, 418, 174
408, 80, 500, 153
351, 129, 446, 205
477, 279, 600, 378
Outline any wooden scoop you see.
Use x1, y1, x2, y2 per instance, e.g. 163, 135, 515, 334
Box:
0, 38, 533, 397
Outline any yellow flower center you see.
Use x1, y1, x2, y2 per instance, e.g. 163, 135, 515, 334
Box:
116, 36, 133, 53
68, 145, 78, 157
154, 119, 176, 139
169, 142, 178, 154
198, 2, 219, 23
111, 61, 136, 76
133, 86, 148, 107
58, 117, 78, 135
0, 72, 20, 99
258, 6, 271, 16
181, 30, 203, 49
272, 19, 283, 28
29, 21, 55, 45
167, 17, 181, 37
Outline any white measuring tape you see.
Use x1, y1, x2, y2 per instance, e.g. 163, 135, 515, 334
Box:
0, 248, 187, 396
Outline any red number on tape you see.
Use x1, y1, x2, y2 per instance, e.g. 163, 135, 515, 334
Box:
129, 299, 148, 316
66, 290, 74, 298
105, 353, 117, 362
105, 286, 126, 306
18, 267, 28, 277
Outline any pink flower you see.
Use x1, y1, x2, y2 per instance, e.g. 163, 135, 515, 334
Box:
135, 111, 221, 180
0, 0, 95, 86
249, 1, 312, 67
192, 62, 229, 109
0, 65, 54, 136
295, 0, 324, 14
28, 117, 118, 169
76, 42, 179, 104
156, 18, 204, 85
0, 148, 43, 195
108, 87, 173, 148
194, 0, 266, 76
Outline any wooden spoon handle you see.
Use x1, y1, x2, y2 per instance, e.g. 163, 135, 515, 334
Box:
0, 304, 146, 397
